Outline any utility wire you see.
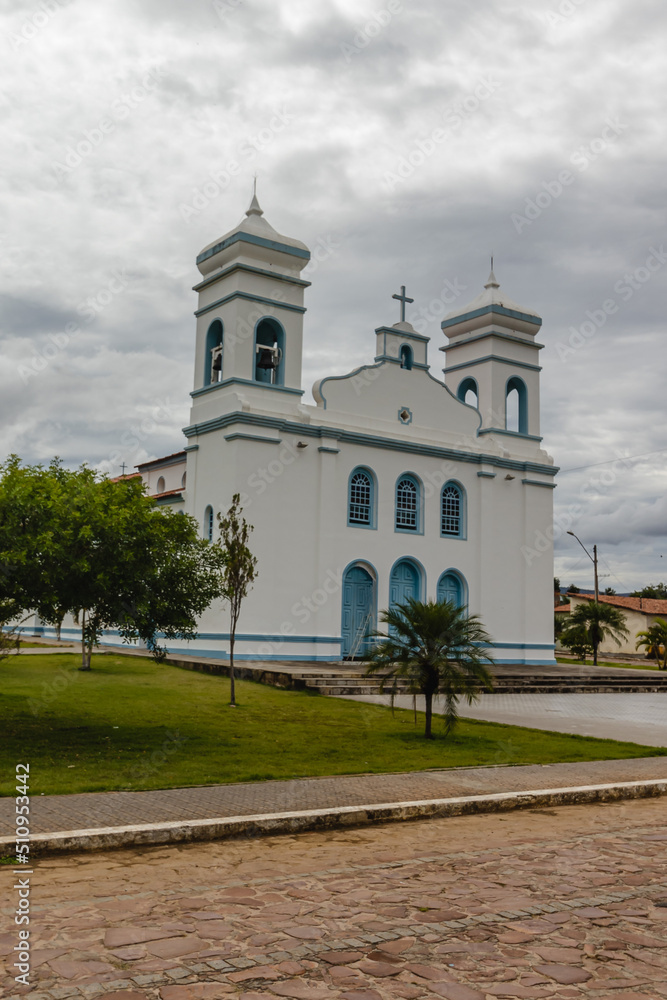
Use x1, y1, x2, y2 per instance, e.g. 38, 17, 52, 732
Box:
559, 447, 667, 475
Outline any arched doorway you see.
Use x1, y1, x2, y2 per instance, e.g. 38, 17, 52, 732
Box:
341, 565, 375, 659
389, 559, 421, 610
437, 571, 464, 608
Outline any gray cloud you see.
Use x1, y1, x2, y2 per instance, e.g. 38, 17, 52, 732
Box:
1, 0, 666, 588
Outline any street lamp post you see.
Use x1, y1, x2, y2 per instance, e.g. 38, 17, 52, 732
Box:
566, 531, 599, 602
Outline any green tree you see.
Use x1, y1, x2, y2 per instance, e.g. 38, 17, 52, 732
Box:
631, 583, 667, 599
568, 584, 580, 594
215, 494, 258, 707
636, 618, 667, 669
0, 457, 224, 669
604, 587, 617, 595
560, 622, 594, 662
365, 598, 495, 739
564, 601, 629, 666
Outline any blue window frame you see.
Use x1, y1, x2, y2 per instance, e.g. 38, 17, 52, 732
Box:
205, 319, 223, 386
254, 317, 285, 385
399, 344, 413, 370
457, 376, 478, 407
395, 474, 422, 533
204, 505, 214, 541
506, 375, 528, 434
348, 467, 376, 528
441, 481, 466, 538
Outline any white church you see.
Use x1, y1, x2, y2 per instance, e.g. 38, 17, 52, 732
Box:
134, 193, 557, 665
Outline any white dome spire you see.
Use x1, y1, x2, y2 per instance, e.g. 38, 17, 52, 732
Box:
246, 177, 263, 217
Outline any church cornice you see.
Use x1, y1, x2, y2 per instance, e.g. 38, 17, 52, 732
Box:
193, 262, 311, 292
194, 290, 307, 318
196, 230, 310, 266
441, 303, 542, 330
445, 355, 543, 374
182, 411, 558, 477
441, 329, 545, 352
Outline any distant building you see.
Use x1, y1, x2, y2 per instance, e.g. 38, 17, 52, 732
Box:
565, 592, 667, 656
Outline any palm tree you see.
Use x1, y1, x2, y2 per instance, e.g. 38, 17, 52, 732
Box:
636, 618, 667, 669
566, 601, 629, 666
364, 598, 495, 739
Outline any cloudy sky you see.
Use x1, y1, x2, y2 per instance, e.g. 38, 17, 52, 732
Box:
1, 0, 666, 591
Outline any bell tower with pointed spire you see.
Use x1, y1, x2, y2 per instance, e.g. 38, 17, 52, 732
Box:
189, 190, 311, 417
440, 267, 544, 440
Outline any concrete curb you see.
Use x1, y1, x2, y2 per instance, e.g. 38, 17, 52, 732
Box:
4, 778, 666, 856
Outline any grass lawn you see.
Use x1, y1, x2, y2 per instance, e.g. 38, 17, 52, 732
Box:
557, 656, 662, 671
1, 653, 664, 797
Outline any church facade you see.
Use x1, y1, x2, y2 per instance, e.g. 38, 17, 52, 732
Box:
135, 194, 557, 664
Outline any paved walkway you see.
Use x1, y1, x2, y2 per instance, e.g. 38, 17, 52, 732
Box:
337, 693, 667, 747
1, 757, 666, 841
3, 797, 667, 999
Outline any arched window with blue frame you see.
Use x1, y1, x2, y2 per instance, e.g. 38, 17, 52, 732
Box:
457, 376, 478, 408
440, 481, 466, 538
204, 505, 214, 541
204, 319, 223, 386
254, 317, 285, 385
348, 467, 376, 529
399, 344, 413, 370
437, 570, 466, 609
395, 473, 422, 533
506, 375, 528, 434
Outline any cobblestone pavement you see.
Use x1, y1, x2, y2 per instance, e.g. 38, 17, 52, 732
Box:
1, 758, 667, 838
338, 693, 667, 748
2, 798, 667, 999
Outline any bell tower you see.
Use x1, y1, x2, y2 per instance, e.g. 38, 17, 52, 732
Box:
190, 192, 311, 414
440, 268, 544, 440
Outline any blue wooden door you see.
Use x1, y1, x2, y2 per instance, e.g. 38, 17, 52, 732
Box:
342, 566, 374, 657
437, 572, 462, 607
389, 560, 420, 610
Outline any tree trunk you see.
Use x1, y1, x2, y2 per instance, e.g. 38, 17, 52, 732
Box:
424, 691, 433, 739
229, 633, 236, 707
593, 639, 598, 666
79, 609, 90, 671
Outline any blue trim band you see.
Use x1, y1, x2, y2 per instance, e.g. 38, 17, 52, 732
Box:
445, 355, 542, 374
196, 230, 311, 264
195, 291, 306, 318
477, 471, 496, 478
318, 446, 340, 454
184, 444, 199, 452
224, 433, 282, 445
441, 330, 545, 352
441, 304, 542, 330
522, 478, 557, 489
193, 632, 341, 644
193, 262, 310, 292
183, 412, 557, 477
191, 378, 304, 399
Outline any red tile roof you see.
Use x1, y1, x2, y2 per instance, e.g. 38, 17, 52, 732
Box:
152, 488, 184, 499
568, 592, 667, 615
554, 603, 571, 613
109, 472, 142, 483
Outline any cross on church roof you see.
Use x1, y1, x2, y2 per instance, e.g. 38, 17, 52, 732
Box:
392, 285, 414, 323
120, 462, 127, 476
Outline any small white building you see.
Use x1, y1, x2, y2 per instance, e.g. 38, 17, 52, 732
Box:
127, 193, 557, 665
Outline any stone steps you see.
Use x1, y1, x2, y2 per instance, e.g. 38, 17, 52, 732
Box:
299, 670, 667, 696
